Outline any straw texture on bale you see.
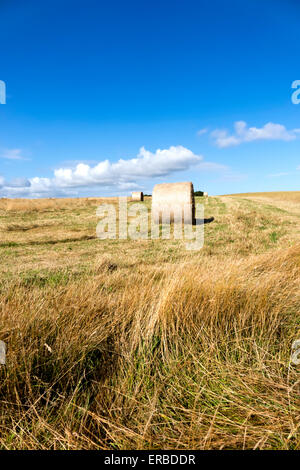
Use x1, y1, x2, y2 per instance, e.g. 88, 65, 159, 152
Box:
131, 191, 144, 201
152, 182, 195, 224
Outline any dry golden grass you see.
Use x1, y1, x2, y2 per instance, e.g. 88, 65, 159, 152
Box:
225, 191, 300, 203
0, 197, 119, 212
0, 193, 299, 449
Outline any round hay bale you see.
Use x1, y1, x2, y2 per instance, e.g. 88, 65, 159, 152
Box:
131, 191, 144, 201
152, 182, 195, 224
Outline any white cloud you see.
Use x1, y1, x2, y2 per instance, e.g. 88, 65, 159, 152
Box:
0, 145, 225, 198
1, 148, 26, 160
211, 121, 300, 148
9, 178, 31, 188
52, 145, 203, 188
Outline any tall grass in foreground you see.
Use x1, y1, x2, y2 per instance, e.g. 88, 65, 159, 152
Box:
0, 244, 299, 450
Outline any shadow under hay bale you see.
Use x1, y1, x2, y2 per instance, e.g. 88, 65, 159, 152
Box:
195, 216, 215, 225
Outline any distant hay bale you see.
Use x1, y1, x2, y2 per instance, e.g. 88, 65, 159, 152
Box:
152, 182, 195, 224
131, 191, 144, 201
203, 192, 208, 197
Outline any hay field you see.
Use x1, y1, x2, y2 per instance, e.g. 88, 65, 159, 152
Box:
0, 193, 299, 449
226, 191, 300, 202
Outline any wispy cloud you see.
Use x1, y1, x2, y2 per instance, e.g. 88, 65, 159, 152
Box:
218, 171, 247, 182
211, 121, 300, 148
197, 128, 208, 136
1, 148, 27, 160
267, 172, 290, 178
196, 161, 227, 171
0, 145, 225, 198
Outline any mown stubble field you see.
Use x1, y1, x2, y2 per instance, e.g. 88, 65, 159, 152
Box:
0, 193, 299, 449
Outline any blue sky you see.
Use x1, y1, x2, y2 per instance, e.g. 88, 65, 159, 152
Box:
0, 0, 300, 197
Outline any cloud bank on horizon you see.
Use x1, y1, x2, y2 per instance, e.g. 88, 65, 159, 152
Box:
210, 121, 300, 148
1, 120, 299, 198
0, 145, 225, 198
